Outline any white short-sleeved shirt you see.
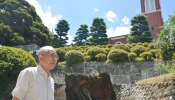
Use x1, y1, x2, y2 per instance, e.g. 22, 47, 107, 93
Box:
12, 65, 54, 100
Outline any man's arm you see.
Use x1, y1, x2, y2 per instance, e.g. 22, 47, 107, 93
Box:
12, 69, 31, 100
12, 95, 19, 100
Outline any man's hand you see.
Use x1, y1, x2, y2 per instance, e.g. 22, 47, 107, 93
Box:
12, 95, 19, 100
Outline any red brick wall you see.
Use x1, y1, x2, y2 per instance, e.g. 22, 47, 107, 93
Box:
108, 35, 128, 44
145, 11, 163, 40
155, 0, 161, 10
140, 0, 161, 12
140, 0, 163, 40
108, 0, 164, 44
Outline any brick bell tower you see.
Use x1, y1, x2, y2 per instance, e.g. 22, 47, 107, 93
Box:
140, 0, 164, 41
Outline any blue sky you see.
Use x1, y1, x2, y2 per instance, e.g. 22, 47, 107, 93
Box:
26, 0, 175, 44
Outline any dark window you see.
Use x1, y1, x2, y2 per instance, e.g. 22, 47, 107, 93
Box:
152, 26, 154, 31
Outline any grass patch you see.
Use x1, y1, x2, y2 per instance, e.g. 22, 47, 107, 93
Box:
136, 72, 175, 84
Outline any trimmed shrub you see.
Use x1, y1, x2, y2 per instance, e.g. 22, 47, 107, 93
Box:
87, 47, 105, 61
136, 42, 143, 46
126, 43, 132, 49
57, 61, 66, 67
139, 51, 153, 61
65, 50, 84, 66
82, 53, 88, 56
128, 52, 137, 61
143, 42, 149, 47
150, 49, 159, 58
55, 48, 66, 62
135, 57, 144, 62
106, 44, 113, 48
172, 53, 175, 60
101, 45, 106, 48
130, 45, 147, 56
148, 43, 156, 50
95, 53, 107, 62
104, 48, 110, 55
131, 43, 136, 47
107, 49, 128, 63
64, 46, 73, 51
0, 46, 37, 99
84, 56, 91, 62
112, 44, 130, 52
79, 49, 86, 53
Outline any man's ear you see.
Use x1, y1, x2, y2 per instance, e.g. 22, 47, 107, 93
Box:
38, 55, 42, 61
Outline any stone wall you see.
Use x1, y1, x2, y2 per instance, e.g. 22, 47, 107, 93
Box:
52, 61, 159, 84
113, 81, 175, 100
14, 44, 40, 52
54, 74, 175, 100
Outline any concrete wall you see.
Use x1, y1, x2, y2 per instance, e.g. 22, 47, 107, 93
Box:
14, 44, 40, 52
52, 62, 159, 85
113, 81, 175, 100
54, 77, 175, 100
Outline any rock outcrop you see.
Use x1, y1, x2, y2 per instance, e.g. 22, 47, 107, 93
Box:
64, 73, 116, 100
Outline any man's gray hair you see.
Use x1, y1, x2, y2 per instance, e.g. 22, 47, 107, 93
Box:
38, 46, 55, 55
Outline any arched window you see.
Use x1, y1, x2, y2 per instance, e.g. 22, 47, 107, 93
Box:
144, 0, 156, 12
116, 41, 121, 44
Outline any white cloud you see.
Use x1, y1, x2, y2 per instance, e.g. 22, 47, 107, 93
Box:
26, 0, 63, 31
26, 0, 74, 44
67, 32, 74, 45
105, 10, 118, 22
94, 8, 99, 12
107, 26, 131, 38
122, 16, 129, 25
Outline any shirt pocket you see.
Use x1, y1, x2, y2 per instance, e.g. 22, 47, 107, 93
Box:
29, 79, 45, 100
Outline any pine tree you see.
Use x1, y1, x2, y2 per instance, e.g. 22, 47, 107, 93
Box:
127, 14, 152, 43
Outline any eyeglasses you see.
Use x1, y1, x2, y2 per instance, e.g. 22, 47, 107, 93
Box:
41, 53, 59, 59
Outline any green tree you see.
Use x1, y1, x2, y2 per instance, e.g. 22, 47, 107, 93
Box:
0, 23, 13, 45
0, 0, 50, 46
89, 17, 108, 45
127, 14, 152, 43
55, 20, 70, 47
73, 24, 89, 45
157, 12, 175, 60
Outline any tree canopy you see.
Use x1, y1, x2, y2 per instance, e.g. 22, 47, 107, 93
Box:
55, 19, 70, 47
157, 12, 175, 60
89, 17, 108, 45
73, 24, 89, 46
127, 14, 152, 43
0, 0, 51, 46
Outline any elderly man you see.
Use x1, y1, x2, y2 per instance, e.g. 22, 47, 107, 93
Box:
12, 46, 58, 100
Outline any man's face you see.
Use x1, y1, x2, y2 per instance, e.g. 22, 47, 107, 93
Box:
40, 50, 58, 70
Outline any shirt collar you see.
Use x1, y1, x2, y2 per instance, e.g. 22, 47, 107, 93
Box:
37, 65, 50, 76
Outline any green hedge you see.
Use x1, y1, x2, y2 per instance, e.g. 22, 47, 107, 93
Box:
56, 48, 66, 62
87, 47, 105, 61
107, 49, 128, 63
84, 56, 91, 62
65, 50, 84, 66
112, 44, 130, 52
130, 45, 147, 56
95, 53, 107, 62
139, 51, 153, 61
128, 52, 137, 61
0, 46, 37, 99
